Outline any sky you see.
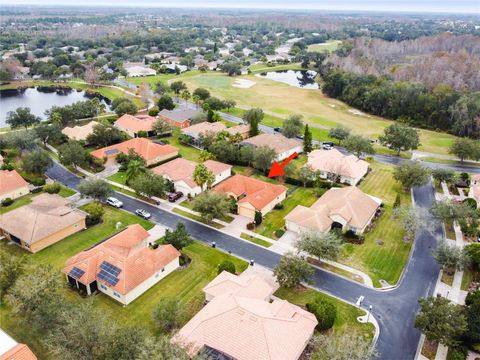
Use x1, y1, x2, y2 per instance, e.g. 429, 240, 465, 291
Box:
0, 0, 479, 14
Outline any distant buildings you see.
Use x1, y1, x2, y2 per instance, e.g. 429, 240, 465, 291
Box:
125, 65, 156, 77
91, 138, 178, 167
214, 174, 287, 219
285, 186, 382, 234
0, 169, 29, 202
63, 224, 180, 305
0, 194, 86, 253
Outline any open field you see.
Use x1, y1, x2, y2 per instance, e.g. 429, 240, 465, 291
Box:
177, 72, 459, 155
307, 40, 343, 53
248, 62, 303, 74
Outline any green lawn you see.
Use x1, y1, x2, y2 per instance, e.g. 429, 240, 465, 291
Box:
58, 185, 76, 198
179, 200, 234, 223
172, 208, 224, 229
255, 187, 318, 239
240, 233, 273, 248
107, 171, 127, 185
274, 286, 374, 340
126, 70, 201, 88
248, 62, 303, 74
0, 193, 38, 214
163, 135, 203, 162
307, 40, 343, 53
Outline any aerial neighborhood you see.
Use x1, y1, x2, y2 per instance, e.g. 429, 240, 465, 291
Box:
0, 5, 480, 360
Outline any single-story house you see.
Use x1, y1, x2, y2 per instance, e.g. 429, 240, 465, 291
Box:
0, 329, 37, 360
285, 186, 382, 234
182, 122, 251, 147
114, 114, 157, 137
61, 121, 100, 142
62, 224, 180, 305
125, 65, 156, 77
240, 133, 303, 161
307, 149, 369, 185
164, 63, 188, 73
158, 107, 200, 129
173, 270, 317, 360
152, 158, 232, 197
214, 174, 287, 219
0, 170, 29, 202
91, 138, 178, 167
225, 123, 250, 139
0, 193, 86, 253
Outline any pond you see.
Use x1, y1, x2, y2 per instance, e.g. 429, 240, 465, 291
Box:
255, 70, 319, 89
0, 86, 111, 127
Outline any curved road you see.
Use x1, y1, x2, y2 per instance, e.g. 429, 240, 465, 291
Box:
47, 162, 443, 359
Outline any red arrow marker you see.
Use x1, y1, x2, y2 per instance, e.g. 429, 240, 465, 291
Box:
268, 152, 298, 177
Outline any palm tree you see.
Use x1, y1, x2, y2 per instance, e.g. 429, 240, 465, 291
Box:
181, 90, 191, 106
125, 160, 146, 183
192, 95, 201, 110
193, 164, 215, 190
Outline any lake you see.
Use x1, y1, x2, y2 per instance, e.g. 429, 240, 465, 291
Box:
0, 87, 111, 127
255, 70, 319, 89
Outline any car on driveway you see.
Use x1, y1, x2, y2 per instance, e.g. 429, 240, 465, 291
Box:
168, 191, 183, 202
135, 208, 151, 219
106, 197, 123, 208
322, 142, 334, 150
273, 127, 282, 132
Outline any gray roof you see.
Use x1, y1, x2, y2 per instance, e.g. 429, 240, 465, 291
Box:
158, 108, 200, 123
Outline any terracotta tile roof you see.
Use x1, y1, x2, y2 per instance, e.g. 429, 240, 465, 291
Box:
203, 271, 275, 300
90, 138, 178, 162
0, 344, 37, 360
285, 186, 381, 231
0, 170, 28, 195
0, 193, 86, 244
63, 224, 181, 295
307, 149, 369, 180
173, 272, 317, 360
181, 121, 226, 137
214, 174, 287, 211
225, 124, 250, 136
114, 114, 156, 133
241, 133, 302, 155
61, 121, 100, 141
152, 158, 231, 188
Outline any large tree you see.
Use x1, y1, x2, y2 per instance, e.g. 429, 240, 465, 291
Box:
192, 191, 230, 223
193, 87, 210, 101
170, 81, 187, 95
163, 222, 193, 250
253, 145, 276, 173
296, 231, 343, 262
152, 298, 184, 333
298, 165, 316, 187
328, 125, 351, 145
281, 114, 303, 138
152, 118, 173, 136
393, 161, 430, 189
114, 99, 137, 116
415, 296, 467, 347
448, 138, 480, 162
34, 123, 64, 145
129, 171, 168, 198
432, 241, 468, 274
6, 107, 41, 129
58, 140, 89, 169
450, 92, 480, 139
0, 252, 26, 303
86, 122, 124, 147
303, 124, 313, 153
193, 163, 215, 190
273, 252, 314, 288
77, 178, 113, 201
379, 123, 420, 155
310, 332, 377, 360
22, 150, 53, 174
343, 134, 374, 157
158, 94, 175, 111
242, 108, 263, 137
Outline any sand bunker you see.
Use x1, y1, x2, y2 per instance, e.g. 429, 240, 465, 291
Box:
232, 79, 256, 88
348, 109, 369, 117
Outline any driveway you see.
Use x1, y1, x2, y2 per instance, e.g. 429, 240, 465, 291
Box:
47, 161, 442, 360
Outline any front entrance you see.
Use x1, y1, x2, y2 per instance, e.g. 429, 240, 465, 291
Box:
331, 222, 343, 231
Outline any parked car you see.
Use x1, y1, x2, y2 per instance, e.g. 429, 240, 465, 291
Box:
295, 134, 304, 140
322, 142, 334, 150
168, 191, 183, 202
135, 208, 151, 219
273, 127, 282, 132
106, 197, 123, 208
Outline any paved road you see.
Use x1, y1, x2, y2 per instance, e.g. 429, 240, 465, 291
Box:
47, 162, 443, 359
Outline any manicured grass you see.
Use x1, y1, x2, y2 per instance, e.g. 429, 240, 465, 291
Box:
126, 70, 201, 87
318, 262, 365, 284
58, 185, 76, 198
307, 40, 343, 53
107, 171, 127, 185
163, 135, 203, 162
179, 201, 234, 223
255, 187, 318, 239
179, 72, 460, 155
421, 157, 480, 167
240, 233, 273, 248
461, 267, 477, 291
274, 286, 374, 340
172, 208, 224, 229
441, 271, 454, 286
248, 62, 303, 74
0, 193, 38, 214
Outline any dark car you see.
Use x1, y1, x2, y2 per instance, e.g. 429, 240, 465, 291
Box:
168, 191, 183, 202
273, 127, 282, 132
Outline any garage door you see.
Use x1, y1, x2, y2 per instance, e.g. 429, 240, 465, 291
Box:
238, 205, 255, 219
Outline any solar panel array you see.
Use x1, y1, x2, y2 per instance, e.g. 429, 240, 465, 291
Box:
105, 148, 120, 155
69, 267, 85, 279
97, 261, 121, 287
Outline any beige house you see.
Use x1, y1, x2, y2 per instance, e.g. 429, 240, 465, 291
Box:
114, 114, 156, 137
0, 170, 29, 202
181, 122, 250, 148
306, 149, 369, 185
241, 133, 303, 161
0, 194, 86, 253
61, 121, 100, 141
63, 224, 180, 305
214, 174, 287, 219
152, 158, 232, 197
285, 186, 381, 234
173, 270, 317, 360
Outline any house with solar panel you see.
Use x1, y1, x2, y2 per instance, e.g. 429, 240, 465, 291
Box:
62, 224, 181, 305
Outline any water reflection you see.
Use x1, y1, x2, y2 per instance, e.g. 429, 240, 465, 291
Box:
255, 70, 319, 89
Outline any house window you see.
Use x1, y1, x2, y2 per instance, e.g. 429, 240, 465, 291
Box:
114, 292, 120, 298
161, 268, 165, 272
100, 284, 107, 290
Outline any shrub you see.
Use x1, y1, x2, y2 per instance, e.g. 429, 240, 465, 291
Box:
137, 130, 148, 138
306, 297, 337, 331
274, 203, 284, 210
148, 107, 159, 116
246, 222, 255, 230
0, 163, 14, 171
463, 198, 477, 210
26, 176, 46, 186
393, 193, 401, 208
1, 198, 14, 207
83, 202, 105, 226
31, 187, 43, 194
275, 229, 285, 238
447, 347, 468, 360
43, 182, 61, 194
218, 260, 236, 274
254, 210, 262, 226
465, 290, 480, 306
